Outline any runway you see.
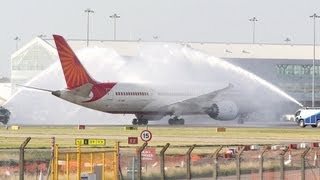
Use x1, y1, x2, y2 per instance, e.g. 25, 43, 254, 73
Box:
1, 120, 314, 147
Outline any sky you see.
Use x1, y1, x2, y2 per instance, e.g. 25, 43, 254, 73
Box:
1, 0, 320, 77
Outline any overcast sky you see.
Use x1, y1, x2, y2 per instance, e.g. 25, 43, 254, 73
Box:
1, 0, 320, 77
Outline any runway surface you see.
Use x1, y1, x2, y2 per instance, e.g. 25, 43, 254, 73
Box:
1, 120, 315, 146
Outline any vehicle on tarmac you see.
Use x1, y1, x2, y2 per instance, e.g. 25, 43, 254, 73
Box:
280, 114, 295, 121
0, 107, 10, 124
295, 107, 320, 128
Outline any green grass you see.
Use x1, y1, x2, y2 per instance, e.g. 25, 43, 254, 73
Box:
0, 125, 319, 148
1, 125, 318, 179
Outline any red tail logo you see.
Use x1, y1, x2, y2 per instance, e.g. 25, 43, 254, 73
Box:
53, 35, 97, 89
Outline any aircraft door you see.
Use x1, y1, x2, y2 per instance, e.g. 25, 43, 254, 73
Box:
106, 91, 113, 102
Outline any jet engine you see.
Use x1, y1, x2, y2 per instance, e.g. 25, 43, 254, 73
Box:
206, 101, 238, 120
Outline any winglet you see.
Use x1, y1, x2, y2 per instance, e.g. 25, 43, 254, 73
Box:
53, 34, 97, 89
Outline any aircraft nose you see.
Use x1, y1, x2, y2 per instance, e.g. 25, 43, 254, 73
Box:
52, 90, 61, 97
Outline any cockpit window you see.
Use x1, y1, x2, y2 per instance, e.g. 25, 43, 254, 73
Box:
295, 110, 301, 117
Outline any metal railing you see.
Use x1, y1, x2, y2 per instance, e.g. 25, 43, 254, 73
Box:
1, 138, 320, 180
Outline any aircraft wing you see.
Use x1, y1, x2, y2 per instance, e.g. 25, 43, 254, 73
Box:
163, 83, 234, 115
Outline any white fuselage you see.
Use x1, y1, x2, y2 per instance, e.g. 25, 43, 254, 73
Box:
58, 83, 221, 118
51, 34, 245, 124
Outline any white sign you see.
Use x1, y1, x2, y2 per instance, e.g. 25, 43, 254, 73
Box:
140, 130, 152, 142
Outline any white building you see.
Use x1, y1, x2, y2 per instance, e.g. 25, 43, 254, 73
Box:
9, 37, 320, 105
3, 36, 320, 124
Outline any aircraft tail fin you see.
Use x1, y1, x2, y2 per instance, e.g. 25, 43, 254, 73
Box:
53, 35, 97, 89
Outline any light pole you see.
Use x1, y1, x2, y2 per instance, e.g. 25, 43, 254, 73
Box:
109, 13, 120, 40
14, 36, 20, 50
310, 13, 320, 107
249, 17, 258, 44
84, 8, 94, 47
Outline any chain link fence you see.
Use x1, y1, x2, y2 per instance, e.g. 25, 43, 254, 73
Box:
1, 137, 320, 180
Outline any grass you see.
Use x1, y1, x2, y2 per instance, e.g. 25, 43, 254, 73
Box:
1, 125, 318, 179
0, 125, 320, 149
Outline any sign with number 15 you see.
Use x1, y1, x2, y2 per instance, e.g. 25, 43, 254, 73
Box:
140, 130, 152, 142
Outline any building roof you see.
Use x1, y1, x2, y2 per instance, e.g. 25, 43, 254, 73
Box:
11, 37, 56, 59
39, 37, 320, 60
10, 36, 320, 61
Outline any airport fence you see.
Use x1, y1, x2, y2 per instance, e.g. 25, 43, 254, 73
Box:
0, 137, 119, 180
118, 143, 320, 180
0, 137, 52, 180
51, 144, 118, 180
1, 137, 320, 180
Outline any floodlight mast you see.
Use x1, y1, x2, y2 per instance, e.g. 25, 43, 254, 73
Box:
84, 8, 94, 47
310, 13, 320, 107
109, 13, 120, 40
249, 17, 258, 44
14, 36, 20, 50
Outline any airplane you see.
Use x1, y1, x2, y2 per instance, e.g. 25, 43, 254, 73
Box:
23, 35, 256, 125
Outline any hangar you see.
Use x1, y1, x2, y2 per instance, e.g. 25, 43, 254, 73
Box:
9, 36, 320, 107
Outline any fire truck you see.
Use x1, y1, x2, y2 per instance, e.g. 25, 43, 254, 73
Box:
295, 107, 320, 128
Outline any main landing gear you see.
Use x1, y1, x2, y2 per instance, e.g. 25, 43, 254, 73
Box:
132, 118, 148, 125
237, 114, 247, 124
168, 116, 185, 125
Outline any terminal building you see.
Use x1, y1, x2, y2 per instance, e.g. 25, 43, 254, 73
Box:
3, 36, 320, 124
10, 36, 320, 105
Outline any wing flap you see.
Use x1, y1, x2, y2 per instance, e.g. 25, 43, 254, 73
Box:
164, 83, 234, 115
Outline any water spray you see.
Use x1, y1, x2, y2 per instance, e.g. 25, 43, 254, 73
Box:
5, 43, 304, 124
